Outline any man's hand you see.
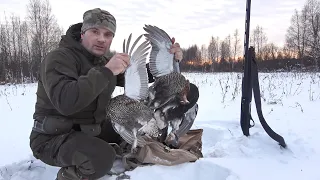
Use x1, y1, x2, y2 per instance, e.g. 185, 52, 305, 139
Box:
105, 53, 130, 75
169, 37, 183, 62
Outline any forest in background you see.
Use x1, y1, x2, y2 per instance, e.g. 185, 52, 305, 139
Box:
0, 0, 319, 84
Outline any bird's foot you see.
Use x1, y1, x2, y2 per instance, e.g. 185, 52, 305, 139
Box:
130, 146, 139, 154
157, 127, 168, 143
165, 132, 179, 148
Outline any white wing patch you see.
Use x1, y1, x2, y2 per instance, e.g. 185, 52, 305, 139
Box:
143, 25, 174, 77
150, 41, 174, 77
123, 34, 150, 100
113, 122, 147, 147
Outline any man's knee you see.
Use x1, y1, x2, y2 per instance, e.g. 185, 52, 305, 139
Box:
29, 131, 70, 166
57, 132, 116, 179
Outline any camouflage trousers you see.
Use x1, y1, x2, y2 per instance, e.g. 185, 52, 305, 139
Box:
29, 119, 122, 179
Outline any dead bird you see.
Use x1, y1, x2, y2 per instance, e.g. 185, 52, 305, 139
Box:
143, 25, 190, 109
143, 25, 191, 146
106, 33, 161, 153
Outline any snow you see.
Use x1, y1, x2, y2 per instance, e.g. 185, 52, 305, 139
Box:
1, 72, 320, 180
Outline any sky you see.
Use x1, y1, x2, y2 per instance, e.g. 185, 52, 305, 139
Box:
0, 0, 306, 53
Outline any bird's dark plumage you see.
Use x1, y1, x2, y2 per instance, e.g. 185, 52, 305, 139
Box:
143, 25, 191, 146
143, 25, 190, 109
106, 33, 161, 153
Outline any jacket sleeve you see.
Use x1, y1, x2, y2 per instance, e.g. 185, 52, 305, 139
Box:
115, 63, 155, 87
41, 50, 115, 116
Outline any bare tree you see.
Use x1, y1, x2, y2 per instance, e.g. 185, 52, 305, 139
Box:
0, 24, 8, 83
262, 43, 278, 60
226, 34, 232, 63
251, 25, 268, 60
282, 45, 295, 59
232, 29, 241, 70
27, 0, 63, 78
286, 0, 320, 71
304, 0, 320, 71
200, 44, 208, 62
0, 0, 63, 83
0, 15, 13, 82
220, 37, 231, 63
286, 9, 307, 59
207, 36, 219, 71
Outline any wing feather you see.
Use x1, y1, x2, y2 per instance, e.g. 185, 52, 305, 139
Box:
109, 98, 151, 147
123, 33, 150, 100
125, 34, 132, 54
175, 103, 198, 137
112, 121, 147, 147
143, 25, 174, 77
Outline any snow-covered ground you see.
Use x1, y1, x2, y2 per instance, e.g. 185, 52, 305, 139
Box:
0, 72, 319, 180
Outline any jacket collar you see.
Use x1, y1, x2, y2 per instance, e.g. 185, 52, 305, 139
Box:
58, 22, 107, 66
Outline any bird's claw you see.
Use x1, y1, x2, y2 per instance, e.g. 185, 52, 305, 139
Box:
165, 132, 179, 148
116, 173, 131, 180
131, 147, 139, 154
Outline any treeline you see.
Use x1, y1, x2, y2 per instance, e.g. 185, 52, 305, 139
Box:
1, 0, 319, 84
0, 0, 63, 84
180, 0, 320, 72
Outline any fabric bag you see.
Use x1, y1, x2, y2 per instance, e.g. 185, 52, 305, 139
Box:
117, 129, 204, 171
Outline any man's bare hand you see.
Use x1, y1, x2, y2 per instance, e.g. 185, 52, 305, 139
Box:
105, 53, 130, 75
169, 37, 183, 62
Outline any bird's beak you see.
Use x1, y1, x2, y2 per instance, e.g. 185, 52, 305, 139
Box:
180, 94, 190, 105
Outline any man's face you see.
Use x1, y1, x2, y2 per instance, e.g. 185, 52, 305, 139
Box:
81, 27, 114, 57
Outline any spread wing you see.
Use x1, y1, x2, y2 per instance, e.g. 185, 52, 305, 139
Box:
123, 33, 150, 100
143, 25, 174, 77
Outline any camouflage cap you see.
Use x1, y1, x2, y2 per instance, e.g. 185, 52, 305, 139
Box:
81, 8, 116, 35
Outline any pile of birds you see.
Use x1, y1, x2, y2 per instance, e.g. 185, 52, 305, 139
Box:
106, 25, 193, 153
